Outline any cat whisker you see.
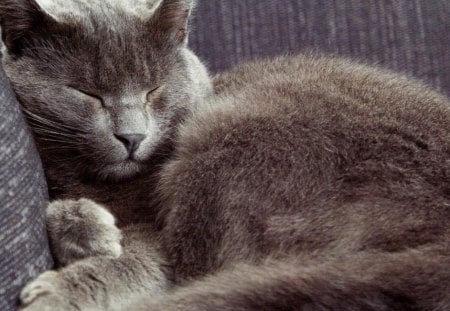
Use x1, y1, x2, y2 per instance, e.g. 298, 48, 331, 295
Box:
38, 138, 82, 144
32, 127, 82, 139
23, 108, 90, 135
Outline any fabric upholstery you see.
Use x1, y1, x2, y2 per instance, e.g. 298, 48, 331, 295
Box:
191, 0, 450, 97
0, 66, 53, 311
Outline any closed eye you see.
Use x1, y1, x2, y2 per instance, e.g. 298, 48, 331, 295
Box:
146, 86, 164, 102
68, 86, 105, 108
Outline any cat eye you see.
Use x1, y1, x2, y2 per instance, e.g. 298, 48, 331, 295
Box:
69, 87, 105, 108
146, 86, 164, 103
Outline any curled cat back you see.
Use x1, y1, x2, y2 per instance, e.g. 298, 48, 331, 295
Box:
0, 0, 211, 181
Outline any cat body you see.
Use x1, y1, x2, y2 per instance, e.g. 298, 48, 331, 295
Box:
0, 0, 449, 310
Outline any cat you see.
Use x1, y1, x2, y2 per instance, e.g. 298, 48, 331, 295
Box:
1, 0, 449, 310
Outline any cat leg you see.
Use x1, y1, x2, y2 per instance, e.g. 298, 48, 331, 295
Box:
46, 198, 123, 266
129, 244, 450, 311
19, 225, 169, 311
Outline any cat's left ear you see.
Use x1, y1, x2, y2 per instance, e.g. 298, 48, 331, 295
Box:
149, 0, 195, 46
0, 0, 60, 55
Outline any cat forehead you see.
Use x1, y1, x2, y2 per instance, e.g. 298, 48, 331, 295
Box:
37, 0, 163, 23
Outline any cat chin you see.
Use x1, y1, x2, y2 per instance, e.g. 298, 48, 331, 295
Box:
96, 160, 146, 181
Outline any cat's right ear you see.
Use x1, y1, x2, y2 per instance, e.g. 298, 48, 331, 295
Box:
0, 0, 59, 55
149, 0, 196, 47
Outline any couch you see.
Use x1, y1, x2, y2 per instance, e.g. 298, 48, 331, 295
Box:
1, 1, 449, 310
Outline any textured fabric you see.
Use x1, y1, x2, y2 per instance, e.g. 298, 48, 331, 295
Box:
0, 65, 53, 311
190, 0, 450, 96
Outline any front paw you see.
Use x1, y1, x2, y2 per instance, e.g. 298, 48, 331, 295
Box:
20, 271, 59, 306
47, 198, 122, 266
19, 271, 71, 311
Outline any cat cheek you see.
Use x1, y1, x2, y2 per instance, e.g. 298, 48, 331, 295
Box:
146, 98, 167, 114
152, 98, 167, 112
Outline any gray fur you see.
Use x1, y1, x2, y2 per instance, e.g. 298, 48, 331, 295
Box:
0, 0, 449, 310
46, 199, 123, 266
1, 0, 210, 181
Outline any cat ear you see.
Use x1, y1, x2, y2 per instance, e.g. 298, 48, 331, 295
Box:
0, 0, 59, 55
150, 0, 195, 46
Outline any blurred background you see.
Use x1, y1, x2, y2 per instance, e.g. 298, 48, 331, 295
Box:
190, 0, 450, 96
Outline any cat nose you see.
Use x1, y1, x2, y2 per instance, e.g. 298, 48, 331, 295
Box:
114, 133, 146, 155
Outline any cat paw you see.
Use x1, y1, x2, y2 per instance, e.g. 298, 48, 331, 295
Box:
20, 271, 59, 306
19, 271, 81, 311
19, 271, 71, 311
47, 198, 123, 265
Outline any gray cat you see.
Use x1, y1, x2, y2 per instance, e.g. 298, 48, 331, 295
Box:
1, 0, 449, 310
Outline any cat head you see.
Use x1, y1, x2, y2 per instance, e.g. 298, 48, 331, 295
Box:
0, 0, 210, 181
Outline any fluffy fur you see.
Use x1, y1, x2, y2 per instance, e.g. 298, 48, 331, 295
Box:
1, 0, 211, 181
0, 0, 449, 310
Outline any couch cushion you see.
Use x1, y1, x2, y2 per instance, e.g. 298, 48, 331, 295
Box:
0, 65, 53, 311
191, 0, 450, 97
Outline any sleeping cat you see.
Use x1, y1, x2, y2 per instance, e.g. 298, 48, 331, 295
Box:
1, 0, 449, 310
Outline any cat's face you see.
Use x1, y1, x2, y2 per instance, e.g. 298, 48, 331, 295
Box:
0, 0, 206, 180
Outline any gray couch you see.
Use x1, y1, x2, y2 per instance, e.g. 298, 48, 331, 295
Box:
1, 1, 449, 310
